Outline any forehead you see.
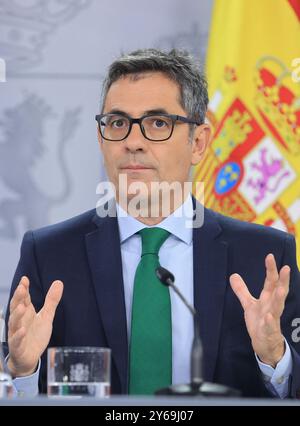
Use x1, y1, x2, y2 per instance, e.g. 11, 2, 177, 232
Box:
103, 72, 184, 115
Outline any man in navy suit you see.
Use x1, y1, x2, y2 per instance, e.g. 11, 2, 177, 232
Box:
5, 49, 300, 398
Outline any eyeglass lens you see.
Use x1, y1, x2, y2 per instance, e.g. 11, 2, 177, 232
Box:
99, 114, 174, 141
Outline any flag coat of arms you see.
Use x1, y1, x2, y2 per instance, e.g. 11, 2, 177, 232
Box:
194, 0, 300, 266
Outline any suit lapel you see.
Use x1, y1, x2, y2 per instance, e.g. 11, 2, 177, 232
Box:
193, 204, 228, 382
85, 213, 128, 393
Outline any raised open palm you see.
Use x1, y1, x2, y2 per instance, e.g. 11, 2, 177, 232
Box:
7, 276, 63, 377
230, 253, 290, 367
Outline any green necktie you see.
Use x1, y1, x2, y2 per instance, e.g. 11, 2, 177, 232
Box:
129, 227, 172, 395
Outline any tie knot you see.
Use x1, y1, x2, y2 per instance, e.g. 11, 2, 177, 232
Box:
139, 227, 170, 256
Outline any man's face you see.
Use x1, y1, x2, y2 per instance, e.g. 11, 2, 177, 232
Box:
99, 72, 209, 207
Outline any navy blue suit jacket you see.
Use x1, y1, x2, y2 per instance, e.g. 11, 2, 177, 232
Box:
6, 203, 300, 397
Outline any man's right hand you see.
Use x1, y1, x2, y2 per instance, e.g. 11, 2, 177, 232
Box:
7, 276, 63, 378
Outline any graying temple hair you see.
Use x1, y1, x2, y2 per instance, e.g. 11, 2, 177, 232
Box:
100, 48, 209, 124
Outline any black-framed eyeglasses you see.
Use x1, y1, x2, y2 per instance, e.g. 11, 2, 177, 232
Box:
95, 113, 202, 142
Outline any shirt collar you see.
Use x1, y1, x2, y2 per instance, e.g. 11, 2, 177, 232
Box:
116, 194, 193, 245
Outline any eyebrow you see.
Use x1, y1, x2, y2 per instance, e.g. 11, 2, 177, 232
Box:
106, 108, 170, 117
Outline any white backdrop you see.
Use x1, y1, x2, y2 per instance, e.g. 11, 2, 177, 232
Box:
0, 0, 212, 311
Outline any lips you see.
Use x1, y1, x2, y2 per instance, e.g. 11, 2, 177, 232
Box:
121, 165, 153, 170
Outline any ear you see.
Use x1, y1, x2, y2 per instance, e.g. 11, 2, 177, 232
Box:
191, 124, 211, 166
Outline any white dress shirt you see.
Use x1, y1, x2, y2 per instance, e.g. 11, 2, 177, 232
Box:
117, 196, 194, 386
10, 195, 292, 397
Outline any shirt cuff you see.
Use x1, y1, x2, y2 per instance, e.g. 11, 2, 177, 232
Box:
256, 339, 292, 399
5, 356, 40, 398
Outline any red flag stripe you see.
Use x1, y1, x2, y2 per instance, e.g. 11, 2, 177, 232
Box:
288, 0, 300, 21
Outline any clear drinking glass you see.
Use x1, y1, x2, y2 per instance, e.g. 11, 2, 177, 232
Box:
47, 347, 111, 398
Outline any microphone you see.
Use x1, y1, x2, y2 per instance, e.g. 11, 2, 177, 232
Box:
156, 266, 203, 388
155, 266, 240, 397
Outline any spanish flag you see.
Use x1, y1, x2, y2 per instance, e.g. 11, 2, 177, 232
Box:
194, 0, 300, 265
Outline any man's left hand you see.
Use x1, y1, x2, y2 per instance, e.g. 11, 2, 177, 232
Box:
230, 253, 290, 368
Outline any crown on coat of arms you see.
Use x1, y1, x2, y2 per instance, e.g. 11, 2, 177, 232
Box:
254, 57, 300, 154
0, 0, 91, 70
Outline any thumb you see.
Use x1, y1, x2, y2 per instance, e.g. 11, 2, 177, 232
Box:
41, 280, 64, 322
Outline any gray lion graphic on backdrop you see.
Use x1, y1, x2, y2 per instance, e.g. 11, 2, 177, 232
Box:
0, 94, 80, 239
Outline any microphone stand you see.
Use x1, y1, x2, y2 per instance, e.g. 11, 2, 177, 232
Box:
155, 267, 240, 397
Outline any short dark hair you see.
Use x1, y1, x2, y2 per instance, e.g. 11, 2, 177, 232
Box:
101, 48, 208, 124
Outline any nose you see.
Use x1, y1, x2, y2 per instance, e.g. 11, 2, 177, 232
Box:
123, 122, 148, 153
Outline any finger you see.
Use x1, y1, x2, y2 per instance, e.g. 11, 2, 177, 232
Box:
9, 277, 30, 313
8, 303, 26, 336
230, 273, 254, 311
8, 299, 35, 338
40, 280, 64, 322
278, 265, 290, 289
272, 266, 290, 318
23, 287, 32, 307
18, 276, 32, 307
9, 279, 27, 314
264, 254, 279, 291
